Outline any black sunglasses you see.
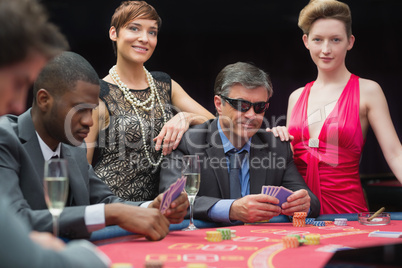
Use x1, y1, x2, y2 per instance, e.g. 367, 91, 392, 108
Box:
219, 95, 269, 114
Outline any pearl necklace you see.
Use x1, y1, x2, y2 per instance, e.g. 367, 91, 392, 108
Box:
109, 65, 167, 167
109, 65, 156, 111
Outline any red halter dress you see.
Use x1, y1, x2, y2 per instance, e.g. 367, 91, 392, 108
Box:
288, 74, 368, 214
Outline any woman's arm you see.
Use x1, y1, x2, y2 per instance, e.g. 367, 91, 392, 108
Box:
154, 79, 215, 155
85, 99, 108, 164
170, 79, 215, 124
362, 79, 402, 183
266, 87, 303, 141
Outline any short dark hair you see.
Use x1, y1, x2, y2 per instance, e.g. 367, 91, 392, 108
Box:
0, 0, 68, 68
214, 62, 273, 99
110, 1, 161, 56
33, 52, 99, 101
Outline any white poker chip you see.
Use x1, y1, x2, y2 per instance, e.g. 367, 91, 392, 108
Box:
334, 218, 348, 226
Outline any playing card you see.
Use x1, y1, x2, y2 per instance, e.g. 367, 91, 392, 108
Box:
261, 185, 268, 194
260, 185, 293, 206
160, 176, 186, 214
267, 186, 274, 196
275, 187, 293, 206
272, 187, 280, 197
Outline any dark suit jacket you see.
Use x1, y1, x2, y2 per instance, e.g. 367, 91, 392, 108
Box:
0, 195, 108, 268
0, 109, 139, 239
160, 118, 320, 222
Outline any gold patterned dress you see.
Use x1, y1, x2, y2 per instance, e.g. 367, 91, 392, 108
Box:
93, 72, 174, 201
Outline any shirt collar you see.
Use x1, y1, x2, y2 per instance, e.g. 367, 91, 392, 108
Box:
36, 132, 61, 161
217, 118, 251, 154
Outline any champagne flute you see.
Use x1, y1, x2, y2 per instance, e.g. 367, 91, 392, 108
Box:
182, 155, 201, 231
44, 158, 69, 237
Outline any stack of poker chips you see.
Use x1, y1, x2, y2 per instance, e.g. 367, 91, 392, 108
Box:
305, 218, 315, 225
187, 264, 208, 268
111, 264, 133, 268
287, 234, 306, 245
324, 221, 334, 225
313, 221, 326, 226
216, 228, 232, 240
231, 229, 236, 238
205, 231, 223, 242
144, 260, 164, 268
334, 218, 348, 226
304, 234, 321, 245
282, 236, 300, 248
293, 212, 307, 227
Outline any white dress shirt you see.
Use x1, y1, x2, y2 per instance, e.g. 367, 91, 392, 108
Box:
36, 132, 105, 232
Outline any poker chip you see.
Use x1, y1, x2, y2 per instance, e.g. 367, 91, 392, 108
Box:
293, 212, 307, 227
294, 212, 308, 217
282, 236, 300, 248
304, 234, 321, 245
231, 229, 236, 238
216, 228, 232, 240
324, 221, 334, 225
144, 260, 164, 268
187, 264, 208, 268
206, 231, 222, 242
287, 234, 301, 240
111, 264, 133, 268
287, 234, 306, 245
305, 218, 315, 225
313, 221, 325, 226
334, 218, 348, 226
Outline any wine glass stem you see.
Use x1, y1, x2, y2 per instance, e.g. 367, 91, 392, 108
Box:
189, 202, 194, 227
52, 215, 59, 237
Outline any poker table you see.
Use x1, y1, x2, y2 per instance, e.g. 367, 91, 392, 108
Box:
93, 213, 402, 268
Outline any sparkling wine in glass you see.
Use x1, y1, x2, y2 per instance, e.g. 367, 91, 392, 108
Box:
44, 158, 69, 237
182, 155, 201, 231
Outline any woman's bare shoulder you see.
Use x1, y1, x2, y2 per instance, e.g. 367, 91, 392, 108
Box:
359, 77, 382, 95
289, 86, 305, 103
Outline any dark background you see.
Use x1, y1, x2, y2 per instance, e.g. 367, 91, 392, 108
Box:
39, 0, 402, 177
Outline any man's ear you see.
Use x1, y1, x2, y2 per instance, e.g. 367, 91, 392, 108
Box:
214, 95, 223, 116
36, 88, 53, 112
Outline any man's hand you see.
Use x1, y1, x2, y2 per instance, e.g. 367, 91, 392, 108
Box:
105, 204, 170, 241
229, 194, 281, 223
149, 191, 189, 224
281, 189, 311, 216
29, 231, 66, 251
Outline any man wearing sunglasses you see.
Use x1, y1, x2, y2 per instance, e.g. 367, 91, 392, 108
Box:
160, 62, 320, 224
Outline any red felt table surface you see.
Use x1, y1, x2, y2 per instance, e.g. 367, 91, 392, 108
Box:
96, 221, 402, 268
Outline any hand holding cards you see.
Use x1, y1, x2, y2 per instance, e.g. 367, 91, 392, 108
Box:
261, 185, 293, 206
160, 176, 186, 214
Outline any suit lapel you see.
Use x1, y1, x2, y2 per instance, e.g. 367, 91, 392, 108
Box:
205, 119, 230, 198
249, 132, 272, 194
18, 109, 45, 183
61, 145, 88, 205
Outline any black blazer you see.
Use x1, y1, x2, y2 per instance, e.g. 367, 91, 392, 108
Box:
0, 109, 139, 239
160, 118, 320, 222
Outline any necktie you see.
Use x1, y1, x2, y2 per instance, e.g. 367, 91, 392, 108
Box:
227, 150, 246, 199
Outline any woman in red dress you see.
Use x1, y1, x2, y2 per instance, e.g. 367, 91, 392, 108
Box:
272, 0, 402, 214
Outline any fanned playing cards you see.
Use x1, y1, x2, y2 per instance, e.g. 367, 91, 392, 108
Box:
160, 176, 186, 214
261, 185, 293, 206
